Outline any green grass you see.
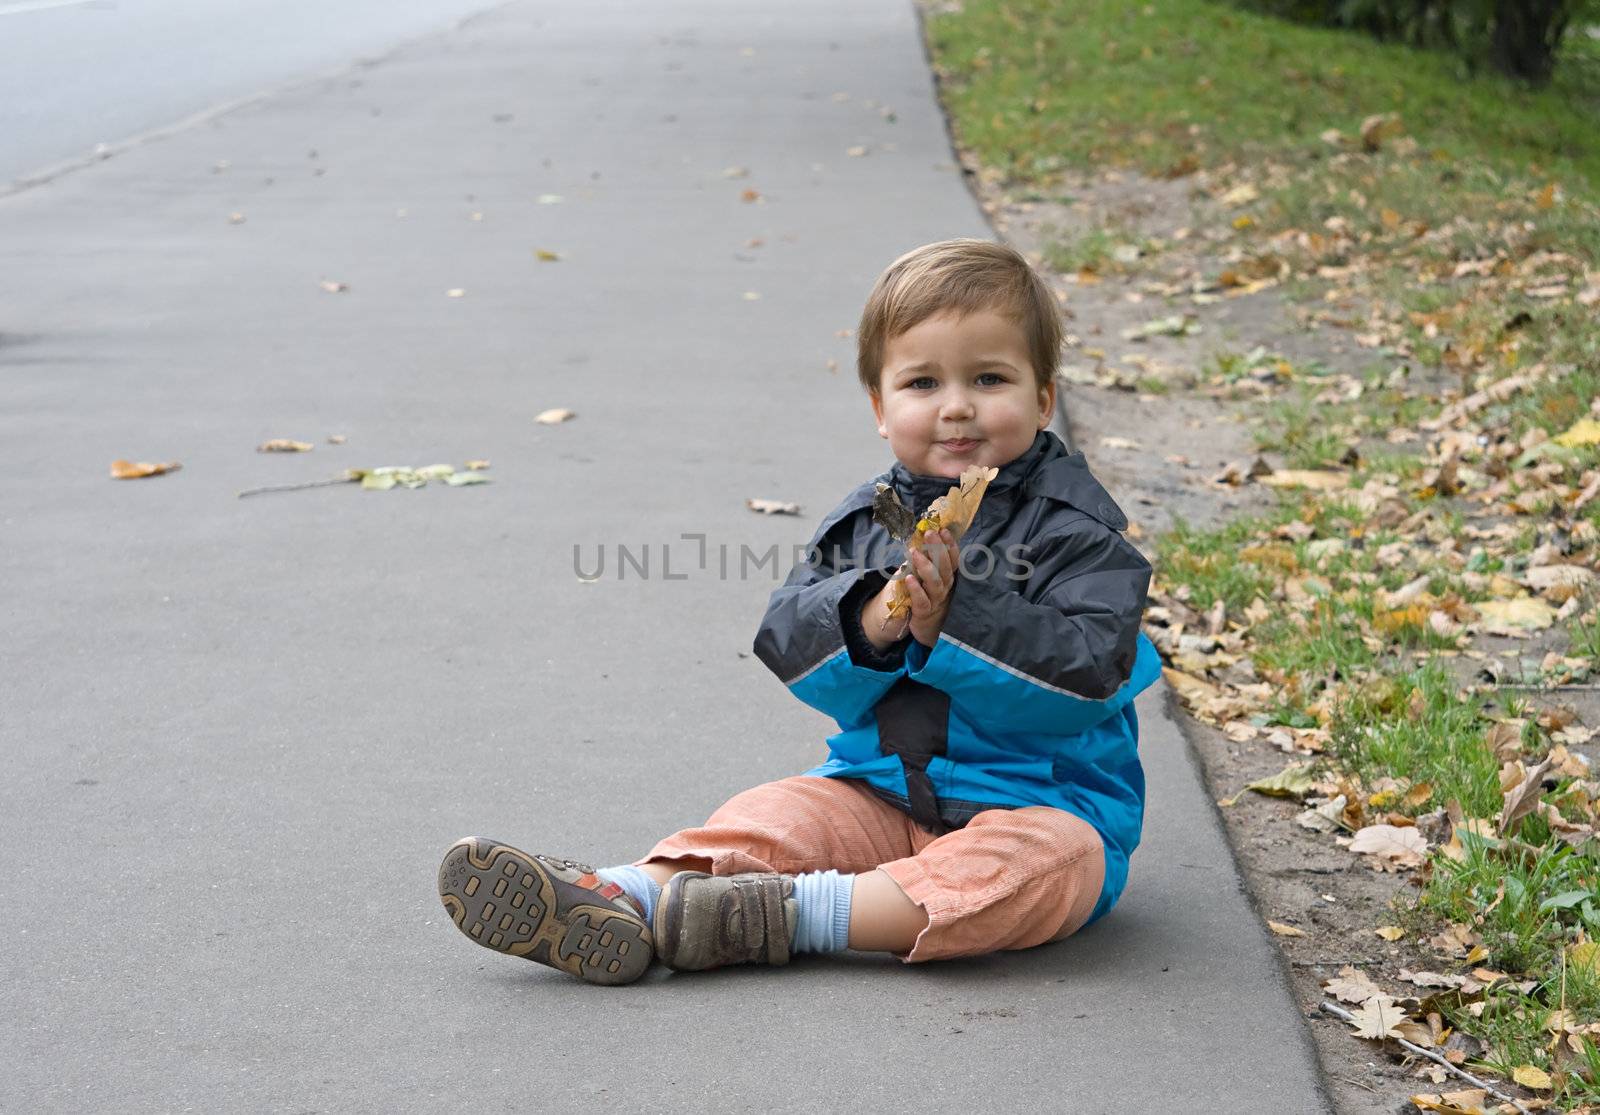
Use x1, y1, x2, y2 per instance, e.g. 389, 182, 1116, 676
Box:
925, 0, 1600, 194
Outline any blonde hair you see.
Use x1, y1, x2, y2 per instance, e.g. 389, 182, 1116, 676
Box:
857, 238, 1061, 396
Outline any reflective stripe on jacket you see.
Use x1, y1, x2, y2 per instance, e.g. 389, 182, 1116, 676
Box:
752, 430, 1160, 929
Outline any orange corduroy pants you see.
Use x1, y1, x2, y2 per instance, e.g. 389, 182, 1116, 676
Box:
634, 774, 1105, 963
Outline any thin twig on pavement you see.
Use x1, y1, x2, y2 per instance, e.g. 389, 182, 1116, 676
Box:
237, 476, 357, 498
1317, 1000, 1532, 1114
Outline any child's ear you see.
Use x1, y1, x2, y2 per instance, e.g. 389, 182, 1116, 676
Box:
869, 391, 887, 438
1037, 378, 1057, 426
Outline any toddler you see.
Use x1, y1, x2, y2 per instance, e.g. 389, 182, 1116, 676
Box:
438, 238, 1161, 984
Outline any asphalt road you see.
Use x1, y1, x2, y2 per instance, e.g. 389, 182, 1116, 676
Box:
0, 0, 502, 185
0, 1, 1335, 1110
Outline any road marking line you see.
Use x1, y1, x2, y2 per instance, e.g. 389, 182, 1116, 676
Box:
0, 0, 106, 15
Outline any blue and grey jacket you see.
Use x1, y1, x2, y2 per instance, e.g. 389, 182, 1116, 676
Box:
752, 429, 1161, 928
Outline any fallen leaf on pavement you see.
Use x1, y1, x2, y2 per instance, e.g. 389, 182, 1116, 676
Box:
111, 459, 181, 479
257, 439, 313, 453
319, 279, 348, 293
746, 498, 803, 515
535, 408, 576, 424
1267, 920, 1305, 936
535, 249, 561, 261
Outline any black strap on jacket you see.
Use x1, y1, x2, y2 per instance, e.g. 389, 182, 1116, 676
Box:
873, 676, 951, 836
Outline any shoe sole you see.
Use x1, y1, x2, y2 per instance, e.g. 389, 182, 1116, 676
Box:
438, 837, 652, 986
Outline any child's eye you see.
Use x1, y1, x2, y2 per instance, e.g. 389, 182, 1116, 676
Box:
909, 376, 936, 389
977, 372, 1005, 386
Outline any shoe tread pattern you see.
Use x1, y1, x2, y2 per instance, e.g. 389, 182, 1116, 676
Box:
438, 837, 651, 985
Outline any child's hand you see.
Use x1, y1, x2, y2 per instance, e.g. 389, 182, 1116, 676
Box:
906, 528, 959, 647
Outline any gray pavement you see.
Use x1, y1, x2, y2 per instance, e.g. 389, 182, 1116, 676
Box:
0, 2, 1334, 1111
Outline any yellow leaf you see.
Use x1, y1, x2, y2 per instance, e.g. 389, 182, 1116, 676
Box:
535, 249, 562, 261
1231, 215, 1254, 231
1553, 418, 1600, 448
1375, 925, 1405, 941
1268, 920, 1306, 937
1375, 605, 1429, 635
1258, 469, 1348, 490
465, 459, 491, 471
1476, 596, 1556, 632
1512, 1064, 1552, 1090
1568, 941, 1600, 973
535, 408, 576, 425
110, 459, 181, 479
257, 439, 313, 453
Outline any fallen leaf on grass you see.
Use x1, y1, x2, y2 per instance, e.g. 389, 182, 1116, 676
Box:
1324, 966, 1383, 1004
1359, 112, 1404, 152
1512, 1064, 1553, 1091
1257, 469, 1348, 490
257, 439, 313, 453
1246, 763, 1318, 799
1348, 994, 1409, 1040
1375, 925, 1405, 941
1121, 314, 1200, 341
1476, 595, 1556, 634
1348, 823, 1429, 867
1408, 1088, 1488, 1114
1499, 757, 1555, 838
535, 408, 576, 424
1554, 417, 1600, 448
110, 459, 181, 479
746, 498, 802, 515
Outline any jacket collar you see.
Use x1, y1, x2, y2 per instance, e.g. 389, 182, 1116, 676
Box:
816, 428, 1130, 543
887, 428, 1061, 508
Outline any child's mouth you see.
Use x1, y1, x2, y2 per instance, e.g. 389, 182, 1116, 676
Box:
940, 438, 979, 452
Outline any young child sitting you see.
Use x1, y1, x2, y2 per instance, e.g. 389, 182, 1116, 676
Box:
437, 237, 1162, 985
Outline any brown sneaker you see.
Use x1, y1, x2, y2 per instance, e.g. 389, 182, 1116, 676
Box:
437, 836, 653, 986
652, 871, 797, 971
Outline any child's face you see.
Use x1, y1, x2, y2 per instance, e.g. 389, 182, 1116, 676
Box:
870, 307, 1056, 479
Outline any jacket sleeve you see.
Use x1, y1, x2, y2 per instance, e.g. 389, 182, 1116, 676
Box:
903, 518, 1152, 736
752, 512, 910, 729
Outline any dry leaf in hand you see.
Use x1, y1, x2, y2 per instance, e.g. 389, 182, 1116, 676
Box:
535, 408, 576, 424
882, 464, 999, 621
746, 498, 802, 516
111, 459, 182, 479
257, 439, 313, 453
